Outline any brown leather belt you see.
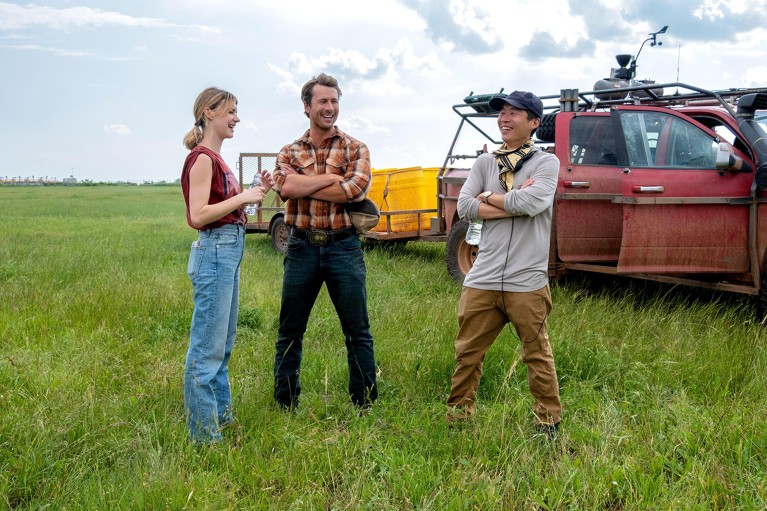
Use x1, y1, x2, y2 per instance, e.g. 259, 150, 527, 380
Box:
290, 227, 357, 246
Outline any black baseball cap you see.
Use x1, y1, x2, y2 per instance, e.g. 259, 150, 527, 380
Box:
488, 90, 544, 119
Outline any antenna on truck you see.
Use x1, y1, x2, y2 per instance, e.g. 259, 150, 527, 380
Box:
674, 44, 681, 96
595, 26, 669, 101
614, 25, 668, 81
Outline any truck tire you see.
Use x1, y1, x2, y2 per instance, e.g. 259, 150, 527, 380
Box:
446, 219, 478, 283
270, 215, 290, 255
536, 112, 557, 143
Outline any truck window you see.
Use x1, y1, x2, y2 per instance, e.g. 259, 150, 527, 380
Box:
619, 111, 664, 166
689, 114, 753, 161
619, 111, 717, 169
666, 117, 718, 168
569, 116, 617, 165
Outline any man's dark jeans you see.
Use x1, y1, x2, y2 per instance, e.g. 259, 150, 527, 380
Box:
274, 234, 377, 408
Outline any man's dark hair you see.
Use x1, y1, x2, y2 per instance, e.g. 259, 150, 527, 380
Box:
530, 109, 539, 137
301, 73, 342, 107
524, 110, 539, 137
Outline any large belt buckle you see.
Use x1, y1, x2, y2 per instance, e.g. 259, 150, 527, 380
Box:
307, 230, 329, 246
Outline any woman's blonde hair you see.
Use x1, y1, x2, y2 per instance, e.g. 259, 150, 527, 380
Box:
182, 87, 238, 150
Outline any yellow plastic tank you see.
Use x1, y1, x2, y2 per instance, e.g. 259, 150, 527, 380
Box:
368, 166, 439, 232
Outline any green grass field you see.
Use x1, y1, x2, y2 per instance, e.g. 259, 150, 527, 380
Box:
1, 185, 765, 510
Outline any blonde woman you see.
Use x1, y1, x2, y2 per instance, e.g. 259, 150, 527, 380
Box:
180, 87, 270, 444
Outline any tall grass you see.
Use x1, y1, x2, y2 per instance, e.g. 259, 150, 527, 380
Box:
1, 186, 765, 510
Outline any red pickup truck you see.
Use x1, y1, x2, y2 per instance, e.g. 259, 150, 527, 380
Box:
445, 75, 767, 320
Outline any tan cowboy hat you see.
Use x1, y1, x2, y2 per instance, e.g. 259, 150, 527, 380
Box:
345, 198, 380, 234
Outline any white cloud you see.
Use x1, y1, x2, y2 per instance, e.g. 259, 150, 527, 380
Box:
1, 44, 90, 57
386, 38, 446, 76
448, 0, 500, 48
269, 38, 447, 99
397, 0, 503, 54
268, 63, 303, 96
741, 66, 767, 87
340, 115, 391, 135
104, 124, 131, 135
0, 2, 218, 33
693, 0, 762, 19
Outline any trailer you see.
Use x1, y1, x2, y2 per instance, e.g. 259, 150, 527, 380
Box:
237, 155, 459, 253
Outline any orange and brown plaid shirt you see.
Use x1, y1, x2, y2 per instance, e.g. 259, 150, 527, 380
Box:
273, 127, 371, 231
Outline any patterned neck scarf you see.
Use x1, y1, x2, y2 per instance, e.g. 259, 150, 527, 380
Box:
493, 139, 535, 191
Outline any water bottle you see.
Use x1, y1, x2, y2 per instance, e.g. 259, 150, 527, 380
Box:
244, 173, 262, 216
465, 220, 483, 245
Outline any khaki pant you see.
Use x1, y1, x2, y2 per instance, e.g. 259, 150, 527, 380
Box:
447, 285, 561, 425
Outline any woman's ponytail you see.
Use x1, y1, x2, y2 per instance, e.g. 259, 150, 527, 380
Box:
182, 88, 237, 149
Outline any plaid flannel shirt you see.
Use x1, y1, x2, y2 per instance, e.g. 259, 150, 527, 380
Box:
274, 127, 371, 231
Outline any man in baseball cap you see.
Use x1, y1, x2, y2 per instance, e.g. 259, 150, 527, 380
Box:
488, 90, 544, 119
446, 87, 561, 439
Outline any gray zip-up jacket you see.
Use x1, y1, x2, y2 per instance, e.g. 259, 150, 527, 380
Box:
458, 148, 559, 292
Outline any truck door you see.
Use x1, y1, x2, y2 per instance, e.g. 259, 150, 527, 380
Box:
555, 112, 624, 262
616, 107, 752, 274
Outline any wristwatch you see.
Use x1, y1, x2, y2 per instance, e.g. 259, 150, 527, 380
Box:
480, 191, 492, 203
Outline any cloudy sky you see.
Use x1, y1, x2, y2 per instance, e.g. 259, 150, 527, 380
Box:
2, 0, 767, 182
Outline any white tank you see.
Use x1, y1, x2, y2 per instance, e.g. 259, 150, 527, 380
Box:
593, 78, 629, 100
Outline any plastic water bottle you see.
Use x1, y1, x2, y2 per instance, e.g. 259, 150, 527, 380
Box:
244, 173, 262, 216
465, 220, 483, 245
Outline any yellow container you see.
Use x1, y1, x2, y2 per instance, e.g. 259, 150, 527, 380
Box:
421, 167, 440, 210
370, 166, 436, 233
367, 168, 394, 214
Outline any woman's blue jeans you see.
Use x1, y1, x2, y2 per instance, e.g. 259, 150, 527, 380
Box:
274, 234, 377, 409
184, 224, 244, 443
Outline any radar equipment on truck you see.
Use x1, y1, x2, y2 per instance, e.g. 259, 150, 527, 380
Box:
594, 25, 669, 101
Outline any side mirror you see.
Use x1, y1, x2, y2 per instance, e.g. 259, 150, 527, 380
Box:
716, 142, 752, 173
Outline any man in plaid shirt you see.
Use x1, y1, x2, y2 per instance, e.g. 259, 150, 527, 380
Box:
271, 73, 377, 411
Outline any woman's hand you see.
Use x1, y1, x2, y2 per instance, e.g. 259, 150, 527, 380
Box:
241, 186, 265, 206
256, 169, 274, 193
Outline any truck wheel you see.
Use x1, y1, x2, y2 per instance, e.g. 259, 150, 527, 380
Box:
536, 112, 557, 143
446, 219, 477, 283
270, 215, 289, 255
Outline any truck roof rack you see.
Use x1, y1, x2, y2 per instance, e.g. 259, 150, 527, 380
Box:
461, 82, 767, 118
447, 81, 767, 167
